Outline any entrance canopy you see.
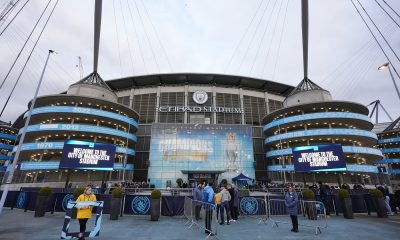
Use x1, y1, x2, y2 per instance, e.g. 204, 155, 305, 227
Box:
232, 173, 252, 181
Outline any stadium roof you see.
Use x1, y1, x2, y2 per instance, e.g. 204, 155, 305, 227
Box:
105, 73, 294, 96
384, 116, 400, 131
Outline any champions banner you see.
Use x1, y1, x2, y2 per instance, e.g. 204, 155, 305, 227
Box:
292, 144, 346, 172
147, 124, 255, 188
59, 140, 116, 170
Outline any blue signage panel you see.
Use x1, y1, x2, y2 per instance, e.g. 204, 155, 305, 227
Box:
292, 144, 347, 172
60, 140, 116, 170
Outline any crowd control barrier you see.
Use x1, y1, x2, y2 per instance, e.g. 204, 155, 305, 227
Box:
268, 199, 327, 235
238, 197, 269, 224
183, 197, 219, 239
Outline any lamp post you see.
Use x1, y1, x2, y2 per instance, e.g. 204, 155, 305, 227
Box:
378, 62, 400, 102
0, 50, 56, 215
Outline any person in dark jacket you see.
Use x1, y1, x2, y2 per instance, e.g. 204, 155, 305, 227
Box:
233, 184, 239, 220
285, 186, 299, 232
227, 184, 236, 221
193, 184, 203, 220
318, 181, 330, 216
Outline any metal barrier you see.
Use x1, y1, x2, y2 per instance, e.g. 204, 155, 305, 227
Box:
124, 188, 194, 196
183, 197, 219, 239
183, 197, 194, 227
238, 197, 269, 224
268, 198, 327, 235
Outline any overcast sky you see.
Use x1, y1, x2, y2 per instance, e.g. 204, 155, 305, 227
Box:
0, 0, 400, 124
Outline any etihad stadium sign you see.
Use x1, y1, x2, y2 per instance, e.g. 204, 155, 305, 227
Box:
157, 106, 243, 114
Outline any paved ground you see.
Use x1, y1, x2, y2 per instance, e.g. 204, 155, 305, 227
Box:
0, 208, 399, 240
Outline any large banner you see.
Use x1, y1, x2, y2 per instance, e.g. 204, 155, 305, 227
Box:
148, 124, 255, 188
60, 140, 116, 170
292, 144, 346, 172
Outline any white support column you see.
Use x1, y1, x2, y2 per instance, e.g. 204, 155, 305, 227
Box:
213, 85, 217, 124
155, 86, 161, 123
184, 85, 188, 124
264, 92, 270, 115
129, 88, 135, 108
239, 88, 245, 125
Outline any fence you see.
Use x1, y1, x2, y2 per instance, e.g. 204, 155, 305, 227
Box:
268, 198, 328, 235
183, 197, 219, 239
238, 197, 269, 224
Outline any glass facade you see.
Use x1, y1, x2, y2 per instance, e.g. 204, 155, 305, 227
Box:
147, 123, 255, 188
117, 86, 285, 182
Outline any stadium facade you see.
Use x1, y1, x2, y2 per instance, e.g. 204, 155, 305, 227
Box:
263, 79, 386, 185
6, 73, 393, 187
0, 121, 17, 174
376, 116, 400, 185
10, 73, 139, 184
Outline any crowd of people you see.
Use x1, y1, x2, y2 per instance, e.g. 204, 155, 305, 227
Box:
192, 182, 240, 235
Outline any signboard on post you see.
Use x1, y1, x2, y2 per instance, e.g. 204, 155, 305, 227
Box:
292, 144, 346, 172
59, 140, 116, 170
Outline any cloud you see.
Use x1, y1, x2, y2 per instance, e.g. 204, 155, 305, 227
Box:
0, 0, 399, 123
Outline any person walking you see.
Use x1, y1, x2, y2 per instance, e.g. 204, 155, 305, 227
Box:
285, 186, 299, 232
220, 185, 231, 225
227, 184, 236, 221
378, 184, 393, 215
202, 183, 215, 235
76, 186, 97, 240
193, 183, 203, 220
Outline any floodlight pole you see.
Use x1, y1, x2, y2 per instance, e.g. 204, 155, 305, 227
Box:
0, 50, 55, 215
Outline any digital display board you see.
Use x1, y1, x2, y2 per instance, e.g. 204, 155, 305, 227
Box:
59, 140, 116, 170
292, 144, 346, 172
147, 124, 255, 188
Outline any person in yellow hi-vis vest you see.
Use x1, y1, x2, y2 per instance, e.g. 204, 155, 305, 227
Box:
76, 186, 97, 240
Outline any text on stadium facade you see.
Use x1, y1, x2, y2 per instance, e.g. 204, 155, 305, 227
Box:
157, 106, 244, 114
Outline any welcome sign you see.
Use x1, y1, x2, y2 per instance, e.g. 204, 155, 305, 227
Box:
59, 140, 116, 170
292, 144, 346, 172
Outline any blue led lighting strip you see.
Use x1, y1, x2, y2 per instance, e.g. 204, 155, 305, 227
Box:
378, 137, 400, 144
266, 146, 383, 158
13, 141, 136, 155
267, 164, 386, 174
18, 161, 134, 171
0, 132, 16, 141
25, 106, 138, 128
19, 124, 137, 142
264, 112, 372, 131
265, 128, 377, 144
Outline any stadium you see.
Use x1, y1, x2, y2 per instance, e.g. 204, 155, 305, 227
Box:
263, 79, 385, 185
7, 72, 298, 187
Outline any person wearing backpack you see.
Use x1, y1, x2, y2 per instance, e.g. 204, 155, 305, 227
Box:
202, 183, 215, 235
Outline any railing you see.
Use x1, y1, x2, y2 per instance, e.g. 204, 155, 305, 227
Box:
268, 198, 328, 235
124, 188, 194, 196
238, 197, 269, 224
183, 197, 219, 239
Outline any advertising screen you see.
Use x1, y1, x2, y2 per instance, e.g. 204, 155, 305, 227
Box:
147, 124, 255, 188
292, 144, 346, 172
59, 140, 116, 170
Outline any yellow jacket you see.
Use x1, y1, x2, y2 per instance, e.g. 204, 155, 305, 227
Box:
76, 194, 97, 219
215, 193, 221, 205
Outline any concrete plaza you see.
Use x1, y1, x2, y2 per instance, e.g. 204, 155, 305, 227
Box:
0, 208, 399, 240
